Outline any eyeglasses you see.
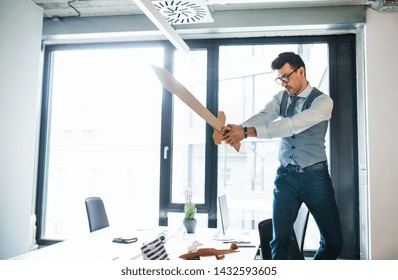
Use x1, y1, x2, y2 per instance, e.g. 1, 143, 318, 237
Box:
275, 68, 299, 85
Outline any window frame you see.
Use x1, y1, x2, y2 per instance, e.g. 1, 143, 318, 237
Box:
36, 35, 359, 259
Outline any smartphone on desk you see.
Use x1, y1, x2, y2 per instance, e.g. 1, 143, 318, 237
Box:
112, 237, 138, 244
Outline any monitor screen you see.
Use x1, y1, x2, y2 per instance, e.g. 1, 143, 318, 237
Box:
218, 194, 230, 236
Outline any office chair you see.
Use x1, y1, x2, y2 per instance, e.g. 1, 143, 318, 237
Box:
141, 237, 169, 260
257, 205, 310, 260
257, 218, 273, 260
85, 197, 110, 232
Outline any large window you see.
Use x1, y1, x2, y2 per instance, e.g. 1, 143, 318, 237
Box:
217, 44, 329, 250
166, 50, 210, 229
37, 35, 358, 259
38, 46, 164, 240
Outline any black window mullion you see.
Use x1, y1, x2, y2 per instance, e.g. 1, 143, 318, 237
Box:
158, 45, 176, 226
328, 37, 360, 259
205, 44, 219, 228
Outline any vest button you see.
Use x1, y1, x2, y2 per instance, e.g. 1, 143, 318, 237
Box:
292, 146, 296, 149
292, 135, 296, 139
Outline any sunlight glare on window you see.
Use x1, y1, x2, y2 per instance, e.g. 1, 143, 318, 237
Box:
44, 47, 164, 239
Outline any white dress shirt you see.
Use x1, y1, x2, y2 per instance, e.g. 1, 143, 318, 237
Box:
240, 84, 333, 139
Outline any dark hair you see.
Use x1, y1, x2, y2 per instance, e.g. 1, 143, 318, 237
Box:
271, 52, 305, 71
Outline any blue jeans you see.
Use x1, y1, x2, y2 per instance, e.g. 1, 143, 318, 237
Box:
270, 164, 342, 260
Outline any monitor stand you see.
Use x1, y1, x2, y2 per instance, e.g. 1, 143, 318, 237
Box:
212, 229, 234, 241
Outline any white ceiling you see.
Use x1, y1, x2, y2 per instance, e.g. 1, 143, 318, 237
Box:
31, 0, 369, 19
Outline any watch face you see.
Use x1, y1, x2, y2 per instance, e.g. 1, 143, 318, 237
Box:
153, 0, 213, 25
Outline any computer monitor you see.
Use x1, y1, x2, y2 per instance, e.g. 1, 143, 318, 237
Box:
213, 194, 234, 241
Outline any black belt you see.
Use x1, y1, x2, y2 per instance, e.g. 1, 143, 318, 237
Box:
282, 161, 328, 173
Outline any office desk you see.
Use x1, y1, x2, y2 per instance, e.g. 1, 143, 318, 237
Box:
11, 227, 148, 260
11, 227, 259, 261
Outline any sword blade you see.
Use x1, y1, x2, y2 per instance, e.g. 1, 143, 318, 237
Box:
151, 65, 240, 152
151, 65, 222, 133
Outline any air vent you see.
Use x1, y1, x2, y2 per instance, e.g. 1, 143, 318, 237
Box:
370, 0, 398, 11
153, 0, 214, 25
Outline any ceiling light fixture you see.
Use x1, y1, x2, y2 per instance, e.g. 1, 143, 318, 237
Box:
153, 0, 214, 25
133, 0, 190, 53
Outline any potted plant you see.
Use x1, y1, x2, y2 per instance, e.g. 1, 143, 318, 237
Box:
183, 188, 197, 233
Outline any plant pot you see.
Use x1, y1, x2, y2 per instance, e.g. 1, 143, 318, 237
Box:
183, 219, 197, 233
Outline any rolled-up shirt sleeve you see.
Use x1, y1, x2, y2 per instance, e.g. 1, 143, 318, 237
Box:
241, 92, 333, 139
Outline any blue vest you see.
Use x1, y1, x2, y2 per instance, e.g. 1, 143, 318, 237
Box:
279, 88, 328, 168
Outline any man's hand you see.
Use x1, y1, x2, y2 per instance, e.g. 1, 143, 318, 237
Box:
221, 124, 245, 146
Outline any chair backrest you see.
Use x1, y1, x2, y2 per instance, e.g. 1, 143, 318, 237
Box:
141, 238, 169, 260
85, 197, 110, 232
257, 218, 273, 260
257, 204, 310, 260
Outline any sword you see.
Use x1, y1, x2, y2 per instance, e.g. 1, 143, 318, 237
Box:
151, 65, 240, 152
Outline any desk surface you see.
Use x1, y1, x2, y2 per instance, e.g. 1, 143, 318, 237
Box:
11, 227, 259, 261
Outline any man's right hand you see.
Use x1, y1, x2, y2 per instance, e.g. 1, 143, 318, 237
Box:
221, 124, 244, 146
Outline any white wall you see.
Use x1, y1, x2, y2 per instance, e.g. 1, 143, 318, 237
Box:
365, 9, 398, 260
0, 0, 43, 259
